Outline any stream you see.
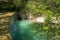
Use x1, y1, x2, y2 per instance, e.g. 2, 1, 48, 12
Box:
10, 20, 46, 40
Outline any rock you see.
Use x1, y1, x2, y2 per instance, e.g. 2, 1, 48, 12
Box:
0, 12, 16, 40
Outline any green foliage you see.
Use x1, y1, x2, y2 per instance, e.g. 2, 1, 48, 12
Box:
0, 2, 17, 12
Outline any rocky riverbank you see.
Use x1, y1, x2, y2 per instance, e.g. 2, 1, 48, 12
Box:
0, 12, 15, 40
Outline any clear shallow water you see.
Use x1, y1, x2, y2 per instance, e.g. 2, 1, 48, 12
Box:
11, 20, 46, 40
